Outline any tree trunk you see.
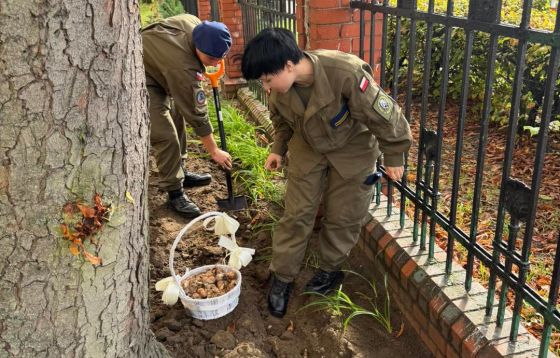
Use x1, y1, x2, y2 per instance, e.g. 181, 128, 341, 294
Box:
0, 1, 168, 357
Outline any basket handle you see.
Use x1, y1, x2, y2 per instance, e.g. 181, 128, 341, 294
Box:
168, 211, 228, 289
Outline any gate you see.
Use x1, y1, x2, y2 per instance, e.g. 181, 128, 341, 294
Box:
238, 0, 297, 103
351, 0, 559, 355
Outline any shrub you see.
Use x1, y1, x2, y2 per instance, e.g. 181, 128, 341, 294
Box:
385, 0, 559, 131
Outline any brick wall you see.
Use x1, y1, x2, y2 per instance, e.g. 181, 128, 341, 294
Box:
197, 0, 211, 21
219, 0, 244, 79
217, 0, 383, 82
359, 197, 556, 358
300, 0, 383, 82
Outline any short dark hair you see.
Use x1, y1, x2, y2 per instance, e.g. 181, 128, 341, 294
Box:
241, 28, 304, 80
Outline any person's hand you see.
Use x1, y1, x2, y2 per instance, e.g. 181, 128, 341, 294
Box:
264, 153, 283, 171
210, 148, 233, 170
385, 166, 404, 181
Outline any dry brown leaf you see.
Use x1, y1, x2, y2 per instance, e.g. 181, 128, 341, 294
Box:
77, 203, 96, 219
227, 322, 236, 333
69, 243, 80, 256
395, 322, 405, 338
286, 320, 294, 332
83, 251, 102, 266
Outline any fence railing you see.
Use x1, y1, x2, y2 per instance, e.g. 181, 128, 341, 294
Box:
238, 0, 297, 104
351, 0, 560, 356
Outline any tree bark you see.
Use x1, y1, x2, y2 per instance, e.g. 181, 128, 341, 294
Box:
0, 1, 168, 357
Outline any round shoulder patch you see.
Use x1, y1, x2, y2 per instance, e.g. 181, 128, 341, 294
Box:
373, 92, 394, 121
196, 89, 206, 105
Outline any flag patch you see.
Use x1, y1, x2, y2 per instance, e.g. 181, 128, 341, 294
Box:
359, 76, 369, 93
330, 103, 350, 128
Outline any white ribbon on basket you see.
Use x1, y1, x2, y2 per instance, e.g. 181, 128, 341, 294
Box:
218, 235, 255, 270
202, 213, 240, 235
156, 212, 255, 306
155, 275, 184, 306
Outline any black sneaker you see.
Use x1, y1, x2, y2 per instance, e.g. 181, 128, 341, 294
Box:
183, 170, 212, 188
167, 192, 201, 218
304, 269, 344, 295
268, 275, 293, 318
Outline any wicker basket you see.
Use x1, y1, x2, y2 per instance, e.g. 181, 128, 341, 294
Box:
169, 212, 242, 320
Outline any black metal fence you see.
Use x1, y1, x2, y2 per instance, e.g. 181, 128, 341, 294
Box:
351, 0, 559, 355
238, 0, 297, 104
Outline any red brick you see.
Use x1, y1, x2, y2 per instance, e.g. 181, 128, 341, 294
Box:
309, 0, 339, 8
413, 304, 428, 328
462, 330, 488, 358
450, 316, 475, 352
309, 9, 352, 25
428, 293, 449, 323
400, 260, 417, 280
475, 344, 501, 358
364, 220, 375, 233
428, 322, 448, 354
377, 233, 393, 251
341, 23, 362, 38
222, 10, 235, 18
311, 25, 341, 40
402, 305, 420, 334
384, 241, 400, 267
221, 2, 239, 11
446, 344, 461, 358
420, 330, 438, 355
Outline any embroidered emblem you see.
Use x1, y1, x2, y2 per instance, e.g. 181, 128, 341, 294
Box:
195, 89, 206, 105
196, 72, 204, 81
359, 76, 369, 93
330, 103, 350, 128
373, 92, 393, 121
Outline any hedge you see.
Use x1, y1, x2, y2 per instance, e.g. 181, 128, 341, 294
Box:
385, 0, 559, 132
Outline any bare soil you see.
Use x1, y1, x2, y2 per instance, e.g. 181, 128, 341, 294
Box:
148, 143, 432, 357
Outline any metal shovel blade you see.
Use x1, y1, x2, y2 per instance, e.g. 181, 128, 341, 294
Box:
217, 195, 248, 211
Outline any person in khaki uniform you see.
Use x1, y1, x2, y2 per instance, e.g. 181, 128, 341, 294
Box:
241, 28, 412, 317
142, 14, 233, 217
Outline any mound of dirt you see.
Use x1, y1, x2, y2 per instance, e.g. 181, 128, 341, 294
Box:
148, 144, 431, 357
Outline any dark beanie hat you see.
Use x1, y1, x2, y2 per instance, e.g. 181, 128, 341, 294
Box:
192, 21, 232, 58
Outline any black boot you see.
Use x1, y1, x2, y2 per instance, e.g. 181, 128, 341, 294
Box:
268, 275, 293, 318
183, 170, 212, 188
167, 190, 202, 218
304, 269, 344, 295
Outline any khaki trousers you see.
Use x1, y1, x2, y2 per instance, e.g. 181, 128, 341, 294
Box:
270, 157, 376, 282
147, 84, 188, 192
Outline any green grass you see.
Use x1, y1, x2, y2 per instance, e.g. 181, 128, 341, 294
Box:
300, 270, 392, 334
209, 101, 285, 206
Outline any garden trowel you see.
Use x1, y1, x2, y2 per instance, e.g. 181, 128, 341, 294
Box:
205, 60, 248, 211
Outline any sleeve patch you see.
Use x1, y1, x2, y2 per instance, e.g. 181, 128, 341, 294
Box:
359, 76, 369, 92
373, 92, 393, 121
195, 88, 206, 105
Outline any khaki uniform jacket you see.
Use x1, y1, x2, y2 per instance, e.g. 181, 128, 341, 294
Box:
269, 50, 412, 179
141, 14, 212, 137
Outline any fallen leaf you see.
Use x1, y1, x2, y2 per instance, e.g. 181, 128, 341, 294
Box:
287, 320, 294, 332
77, 203, 96, 219
69, 243, 80, 256
395, 322, 405, 338
227, 321, 236, 333
125, 191, 135, 204
83, 251, 102, 266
